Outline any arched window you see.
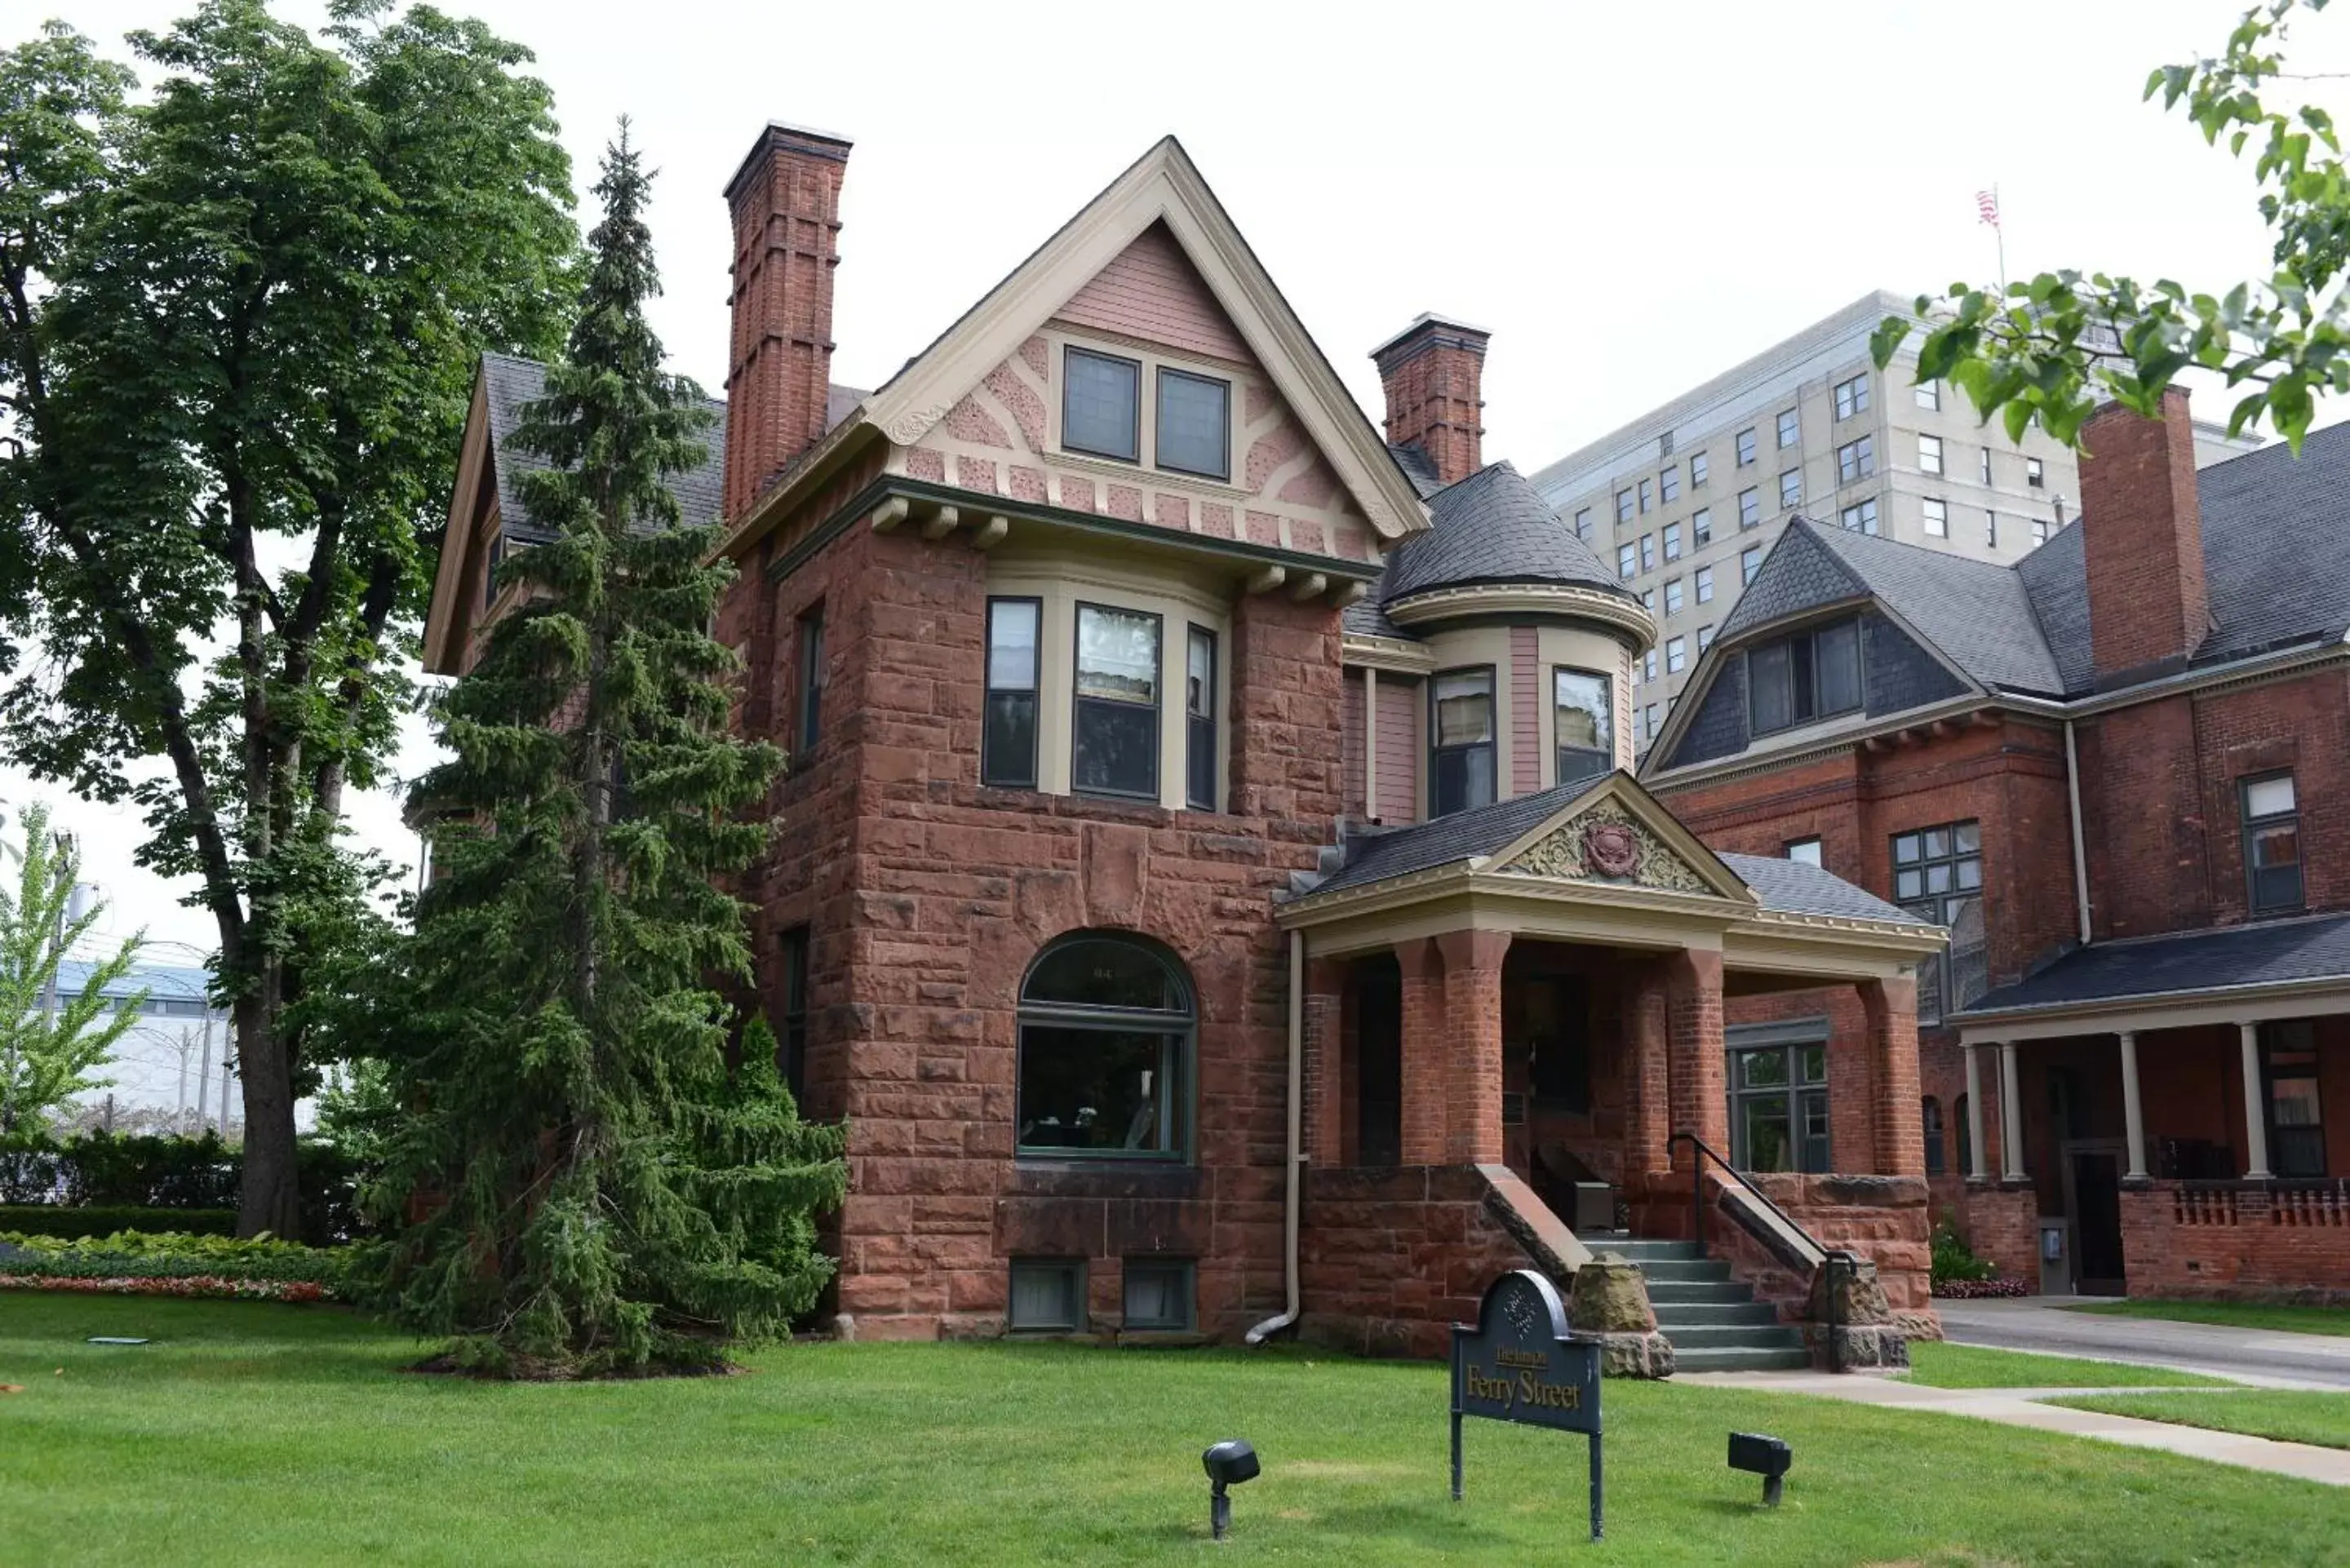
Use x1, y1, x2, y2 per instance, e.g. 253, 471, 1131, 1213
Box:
1018, 934, 1193, 1160
1953, 1094, 1971, 1179
1922, 1096, 1946, 1176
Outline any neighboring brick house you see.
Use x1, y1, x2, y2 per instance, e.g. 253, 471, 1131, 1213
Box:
1647, 388, 2350, 1304
424, 123, 1948, 1358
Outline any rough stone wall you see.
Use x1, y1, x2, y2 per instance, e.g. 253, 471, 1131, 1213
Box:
1297, 1165, 1534, 1358
729, 513, 1341, 1342
2121, 1183, 2350, 1304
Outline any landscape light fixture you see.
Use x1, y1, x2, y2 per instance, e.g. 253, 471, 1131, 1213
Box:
1728, 1430, 1792, 1507
1200, 1438, 1259, 1541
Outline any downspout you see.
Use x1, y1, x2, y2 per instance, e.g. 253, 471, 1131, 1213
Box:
1247, 927, 1306, 1344
2063, 720, 2092, 946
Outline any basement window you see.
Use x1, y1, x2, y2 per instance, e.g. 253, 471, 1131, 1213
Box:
1123, 1259, 1195, 1331
1009, 1260, 1085, 1331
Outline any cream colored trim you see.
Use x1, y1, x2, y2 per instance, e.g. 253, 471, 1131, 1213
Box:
1641, 692, 2024, 789
985, 543, 1230, 812
1385, 582, 1655, 648
1040, 326, 1251, 496
1955, 976, 2350, 1045
1341, 634, 1436, 674
423, 374, 494, 675
1481, 772, 1758, 904
1424, 627, 1515, 814
1536, 625, 1635, 786
1361, 666, 1377, 818
789, 139, 1424, 555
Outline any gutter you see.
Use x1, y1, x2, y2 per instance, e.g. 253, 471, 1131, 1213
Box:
1247, 928, 1306, 1345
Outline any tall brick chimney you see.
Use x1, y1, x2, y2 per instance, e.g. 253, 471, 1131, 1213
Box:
722, 122, 850, 520
2079, 387, 2213, 684
1372, 314, 1490, 487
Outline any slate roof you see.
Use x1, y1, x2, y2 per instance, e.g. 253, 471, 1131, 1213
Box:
1387, 442, 1445, 498
1301, 775, 1926, 925
481, 354, 866, 542
1961, 913, 2350, 1017
1375, 461, 1632, 607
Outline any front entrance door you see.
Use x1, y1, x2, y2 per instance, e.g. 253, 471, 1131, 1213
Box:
2063, 1141, 2127, 1296
1357, 965, 1401, 1167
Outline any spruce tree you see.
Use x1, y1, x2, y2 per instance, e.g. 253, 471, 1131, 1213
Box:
368, 125, 844, 1376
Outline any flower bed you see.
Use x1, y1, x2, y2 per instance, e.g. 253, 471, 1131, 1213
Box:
0, 1229, 347, 1300
0, 1273, 332, 1302
1932, 1277, 2033, 1300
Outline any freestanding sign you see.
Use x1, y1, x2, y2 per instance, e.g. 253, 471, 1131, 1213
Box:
1449, 1269, 1603, 1542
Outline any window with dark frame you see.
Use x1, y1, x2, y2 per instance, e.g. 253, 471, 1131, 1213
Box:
1895, 821, 1985, 1024
1554, 666, 1612, 788
1063, 347, 1141, 461
1575, 507, 1593, 541
1691, 450, 1709, 486
1639, 477, 1654, 513
2241, 773, 2303, 915
1833, 374, 1869, 419
1186, 627, 1217, 812
1919, 433, 1944, 475
1639, 533, 1656, 572
1123, 1257, 1195, 1331
1072, 604, 1162, 799
1665, 635, 1687, 675
1740, 545, 1762, 584
1616, 542, 1637, 580
1616, 488, 1635, 524
1836, 435, 1875, 483
1017, 934, 1193, 1160
1747, 617, 1861, 735
2263, 1021, 2326, 1176
1664, 578, 1684, 615
1731, 1040, 1830, 1173
983, 597, 1041, 788
1738, 488, 1761, 529
1779, 467, 1802, 511
1917, 379, 1940, 411
1155, 368, 1230, 479
1660, 466, 1681, 503
1922, 1096, 1946, 1176
1692, 507, 1712, 545
1009, 1258, 1085, 1331
778, 926, 810, 1101
1695, 564, 1715, 603
796, 605, 827, 756
1663, 521, 1683, 561
1777, 408, 1800, 449
1430, 667, 1496, 817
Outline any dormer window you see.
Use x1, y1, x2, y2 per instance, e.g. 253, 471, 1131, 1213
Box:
1063, 348, 1141, 462
1156, 370, 1230, 480
1748, 617, 1861, 737
1060, 343, 1234, 482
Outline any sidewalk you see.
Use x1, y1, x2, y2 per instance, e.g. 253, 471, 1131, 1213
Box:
1678, 1369, 2350, 1487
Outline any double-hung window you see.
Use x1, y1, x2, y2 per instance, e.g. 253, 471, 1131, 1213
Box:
2242, 773, 2303, 914
1639, 534, 1656, 572
1665, 635, 1687, 675
1574, 507, 1593, 541
2026, 457, 2045, 489
1616, 489, 1636, 524
1738, 488, 1761, 529
1072, 604, 1162, 799
1740, 545, 1762, 584
1918, 433, 1944, 475
1731, 1041, 1830, 1173
1836, 436, 1874, 483
1690, 450, 1709, 487
1916, 379, 1940, 411
1692, 507, 1712, 545
1833, 374, 1869, 419
1778, 467, 1802, 511
796, 605, 827, 756
1660, 467, 1681, 503
1638, 477, 1654, 513
1185, 627, 1217, 811
1736, 428, 1758, 467
1554, 667, 1613, 787
1663, 522, 1683, 561
778, 927, 811, 1101
1776, 408, 1800, 449
1747, 617, 1861, 735
1922, 497, 1949, 537
1063, 348, 1142, 462
1663, 577, 1684, 615
1695, 564, 1715, 604
984, 598, 1043, 788
1430, 668, 1496, 817
1616, 542, 1637, 580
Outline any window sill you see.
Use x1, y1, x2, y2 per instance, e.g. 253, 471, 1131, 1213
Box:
1009, 1162, 1201, 1198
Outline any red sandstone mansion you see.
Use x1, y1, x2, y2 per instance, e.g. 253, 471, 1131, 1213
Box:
421, 122, 2344, 1359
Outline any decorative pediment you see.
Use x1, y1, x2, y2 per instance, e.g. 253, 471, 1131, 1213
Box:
1499, 803, 1716, 896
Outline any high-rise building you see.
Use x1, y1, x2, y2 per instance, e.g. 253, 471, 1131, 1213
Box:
1528, 291, 2259, 754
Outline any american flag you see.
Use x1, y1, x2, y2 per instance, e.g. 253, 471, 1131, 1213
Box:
1975, 189, 2001, 229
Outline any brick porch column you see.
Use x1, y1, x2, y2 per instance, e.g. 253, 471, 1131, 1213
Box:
1436, 929, 1511, 1165
1860, 976, 1925, 1177
1394, 938, 1448, 1165
1303, 955, 1347, 1168
1665, 946, 1728, 1168
1622, 959, 1672, 1176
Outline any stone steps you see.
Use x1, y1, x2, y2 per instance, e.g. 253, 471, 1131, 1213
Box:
1609, 1238, 1812, 1375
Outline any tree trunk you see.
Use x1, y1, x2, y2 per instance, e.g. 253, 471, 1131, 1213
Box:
233, 977, 301, 1239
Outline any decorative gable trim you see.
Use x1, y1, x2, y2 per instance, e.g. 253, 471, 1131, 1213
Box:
1486, 773, 1756, 905
422, 367, 495, 675
720, 137, 1428, 561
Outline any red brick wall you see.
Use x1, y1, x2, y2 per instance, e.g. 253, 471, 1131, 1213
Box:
1962, 1183, 2040, 1282
723, 126, 849, 521
2079, 389, 2207, 682
1372, 320, 1488, 487
2122, 1184, 2350, 1305
727, 512, 1340, 1341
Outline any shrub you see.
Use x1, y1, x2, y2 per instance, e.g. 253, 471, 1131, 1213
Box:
0, 1132, 366, 1244
0, 1204, 236, 1238
0, 1229, 349, 1292
1930, 1216, 1997, 1288
1935, 1277, 2032, 1300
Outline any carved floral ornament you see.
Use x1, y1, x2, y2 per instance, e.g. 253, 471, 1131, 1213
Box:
1502, 804, 1715, 897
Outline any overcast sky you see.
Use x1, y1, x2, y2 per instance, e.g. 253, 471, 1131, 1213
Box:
14, 0, 2346, 962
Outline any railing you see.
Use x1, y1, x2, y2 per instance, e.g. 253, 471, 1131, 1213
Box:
2173, 1177, 2350, 1229
1668, 1131, 1861, 1373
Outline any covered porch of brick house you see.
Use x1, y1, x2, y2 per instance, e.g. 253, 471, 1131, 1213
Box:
1956, 971, 2350, 1304
1275, 796, 1949, 1348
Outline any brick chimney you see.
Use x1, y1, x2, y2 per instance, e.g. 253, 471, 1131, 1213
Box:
722, 122, 850, 520
1372, 314, 1489, 487
2080, 387, 2213, 684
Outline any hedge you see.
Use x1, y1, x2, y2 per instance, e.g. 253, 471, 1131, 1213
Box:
0, 1132, 364, 1245
0, 1204, 237, 1238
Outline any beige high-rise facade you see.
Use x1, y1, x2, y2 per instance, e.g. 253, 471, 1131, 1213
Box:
1530, 291, 2258, 755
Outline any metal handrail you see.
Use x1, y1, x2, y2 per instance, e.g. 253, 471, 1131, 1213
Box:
1666, 1130, 1860, 1374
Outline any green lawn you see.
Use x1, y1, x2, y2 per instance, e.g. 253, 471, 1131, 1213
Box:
2064, 1298, 2350, 1337
1904, 1340, 2235, 1389
2048, 1389, 2350, 1451
2, 1297, 2343, 1567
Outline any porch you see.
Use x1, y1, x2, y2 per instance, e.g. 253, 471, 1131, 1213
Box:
1954, 915, 2350, 1304
1277, 773, 1949, 1354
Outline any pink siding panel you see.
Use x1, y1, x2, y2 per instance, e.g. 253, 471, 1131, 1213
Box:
1342, 671, 1368, 819
1056, 222, 1253, 365
1376, 677, 1419, 824
1511, 628, 1541, 797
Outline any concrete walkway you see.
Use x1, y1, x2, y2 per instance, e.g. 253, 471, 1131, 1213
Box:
1678, 1368, 2350, 1487
1936, 1297, 2350, 1389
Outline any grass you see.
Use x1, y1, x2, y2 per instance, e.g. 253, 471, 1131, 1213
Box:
2046, 1389, 2350, 1452
1904, 1340, 2235, 1389
2064, 1299, 2350, 1337
2, 1297, 2343, 1567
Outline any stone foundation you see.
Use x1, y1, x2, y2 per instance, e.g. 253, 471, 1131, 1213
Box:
1297, 1164, 1548, 1358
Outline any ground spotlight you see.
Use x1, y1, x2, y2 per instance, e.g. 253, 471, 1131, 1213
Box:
1201, 1438, 1259, 1540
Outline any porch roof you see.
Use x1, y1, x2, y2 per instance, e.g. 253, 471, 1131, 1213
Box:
1956, 912, 2350, 1040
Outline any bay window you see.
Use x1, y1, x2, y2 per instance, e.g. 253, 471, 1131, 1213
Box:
1431, 667, 1496, 817
984, 597, 1042, 788
1073, 603, 1161, 799
1554, 667, 1613, 788
1186, 627, 1217, 811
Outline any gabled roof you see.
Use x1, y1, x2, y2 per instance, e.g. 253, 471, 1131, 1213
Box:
480, 353, 858, 543
1379, 462, 1628, 605
727, 136, 1430, 555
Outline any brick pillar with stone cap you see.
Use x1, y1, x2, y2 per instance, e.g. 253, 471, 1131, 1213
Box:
1436, 929, 1510, 1164
1622, 958, 1673, 1176
1665, 946, 1728, 1167
1395, 938, 1448, 1165
1860, 976, 1925, 1176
